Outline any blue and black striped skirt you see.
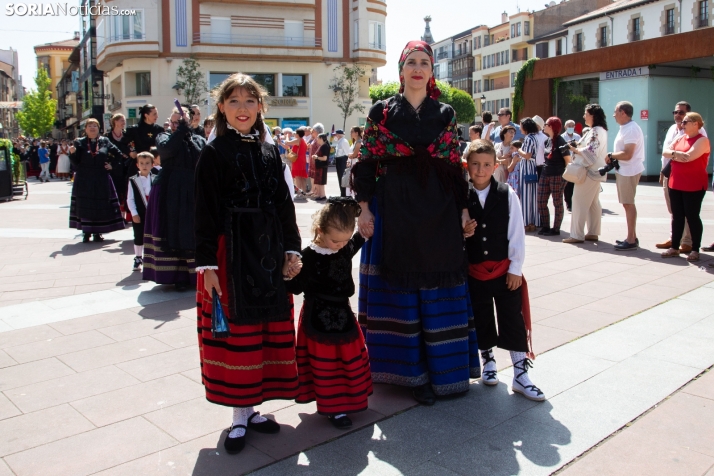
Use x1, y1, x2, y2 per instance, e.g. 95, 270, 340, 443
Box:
357, 198, 481, 396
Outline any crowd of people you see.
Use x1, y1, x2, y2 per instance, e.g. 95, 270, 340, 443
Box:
6, 37, 712, 458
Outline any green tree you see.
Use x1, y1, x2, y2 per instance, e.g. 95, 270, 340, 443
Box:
16, 67, 56, 137
175, 57, 208, 106
368, 80, 476, 121
449, 88, 476, 124
328, 65, 367, 130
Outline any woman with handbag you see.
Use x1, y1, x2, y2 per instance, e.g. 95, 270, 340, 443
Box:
563, 104, 608, 244
537, 117, 570, 236
661, 112, 710, 262
284, 128, 308, 197
513, 118, 540, 232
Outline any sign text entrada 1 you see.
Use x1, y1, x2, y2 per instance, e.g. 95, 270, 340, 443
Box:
599, 67, 650, 81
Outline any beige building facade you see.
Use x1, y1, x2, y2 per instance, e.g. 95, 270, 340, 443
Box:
34, 34, 80, 99
95, 0, 387, 130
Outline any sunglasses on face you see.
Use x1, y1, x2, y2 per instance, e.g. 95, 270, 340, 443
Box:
673, 110, 686, 115
681, 120, 691, 125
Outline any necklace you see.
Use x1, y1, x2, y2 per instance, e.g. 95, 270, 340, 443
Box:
111, 129, 123, 141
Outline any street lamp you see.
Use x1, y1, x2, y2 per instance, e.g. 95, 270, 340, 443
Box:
91, 81, 111, 100
480, 94, 486, 106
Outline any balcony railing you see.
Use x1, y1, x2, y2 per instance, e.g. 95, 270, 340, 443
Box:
108, 100, 122, 112
698, 16, 709, 28
436, 51, 449, 60
97, 33, 147, 52
195, 33, 321, 47
665, 24, 675, 34
368, 42, 386, 51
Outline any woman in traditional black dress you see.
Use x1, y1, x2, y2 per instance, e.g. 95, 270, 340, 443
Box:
124, 104, 165, 178
142, 106, 206, 289
105, 113, 132, 219
69, 118, 126, 242
194, 73, 302, 455
351, 41, 480, 405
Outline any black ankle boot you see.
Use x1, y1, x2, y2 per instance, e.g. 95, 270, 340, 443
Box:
82, 233, 91, 243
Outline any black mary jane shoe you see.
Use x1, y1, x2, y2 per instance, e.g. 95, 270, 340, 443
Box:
223, 424, 247, 455
545, 228, 561, 236
92, 234, 104, 242
412, 383, 436, 406
537, 227, 551, 236
82, 233, 91, 243
247, 412, 281, 434
328, 415, 353, 429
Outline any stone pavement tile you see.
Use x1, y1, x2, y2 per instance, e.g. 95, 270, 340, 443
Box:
136, 296, 196, 319
682, 369, 714, 401
0, 279, 57, 293
522, 264, 566, 280
0, 351, 16, 369
181, 368, 202, 384
71, 374, 203, 427
142, 397, 229, 443
0, 404, 95, 457
530, 292, 600, 313
0, 393, 20, 422
500, 350, 616, 398
638, 332, 714, 371
150, 325, 198, 349
365, 383, 417, 417
531, 324, 580, 355
0, 459, 12, 476
617, 283, 690, 302
96, 316, 193, 342
676, 286, 713, 305
432, 413, 573, 476
116, 346, 199, 382
578, 260, 641, 274
5, 365, 140, 413
526, 278, 575, 299
439, 380, 539, 428
0, 301, 23, 311
530, 306, 561, 323
404, 461, 461, 476
579, 295, 658, 318
3, 417, 178, 476
537, 308, 624, 335
0, 325, 62, 349
323, 405, 485, 473
544, 268, 610, 287
566, 278, 646, 298
0, 285, 77, 302
0, 358, 75, 392
249, 402, 385, 461
3, 330, 115, 364
561, 394, 714, 476
60, 274, 125, 288
57, 335, 173, 372
95, 432, 274, 476
626, 261, 688, 277
47, 309, 143, 335
649, 271, 714, 290
251, 441, 400, 476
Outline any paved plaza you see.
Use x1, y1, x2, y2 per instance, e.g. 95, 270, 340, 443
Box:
0, 175, 713, 475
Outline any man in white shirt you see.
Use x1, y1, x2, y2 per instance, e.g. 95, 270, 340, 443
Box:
609, 101, 645, 251
561, 120, 581, 143
333, 129, 352, 197
532, 115, 548, 178
656, 101, 708, 253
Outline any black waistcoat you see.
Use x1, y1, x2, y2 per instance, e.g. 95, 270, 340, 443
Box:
466, 178, 510, 264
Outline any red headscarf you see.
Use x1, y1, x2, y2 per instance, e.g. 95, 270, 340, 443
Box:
398, 40, 441, 101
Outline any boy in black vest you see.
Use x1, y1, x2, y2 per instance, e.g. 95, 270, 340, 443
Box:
464, 140, 545, 402
127, 152, 155, 271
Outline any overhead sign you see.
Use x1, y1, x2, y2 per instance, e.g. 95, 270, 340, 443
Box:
640, 110, 649, 120
600, 66, 650, 81
269, 97, 298, 107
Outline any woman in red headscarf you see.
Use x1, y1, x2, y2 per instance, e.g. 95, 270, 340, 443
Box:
351, 41, 480, 405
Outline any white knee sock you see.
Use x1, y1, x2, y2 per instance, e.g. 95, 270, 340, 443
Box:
134, 245, 143, 258
510, 351, 534, 386
481, 348, 497, 373
229, 407, 247, 438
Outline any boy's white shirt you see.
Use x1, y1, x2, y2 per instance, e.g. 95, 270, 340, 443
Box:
471, 182, 525, 276
126, 173, 153, 216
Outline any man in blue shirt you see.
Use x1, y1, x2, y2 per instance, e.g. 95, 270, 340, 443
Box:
490, 108, 524, 144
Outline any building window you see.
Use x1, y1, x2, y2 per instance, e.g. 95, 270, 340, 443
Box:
632, 17, 641, 41
283, 74, 306, 97
136, 72, 151, 96
525, 21, 530, 35
517, 23, 521, 36
600, 26, 608, 47
369, 21, 385, 50
575, 32, 583, 52
353, 20, 359, 49
248, 74, 275, 96
210, 72, 231, 90
511, 24, 516, 37
665, 8, 675, 34
536, 42, 549, 58
511, 72, 516, 86
284, 21, 304, 47
210, 17, 230, 43
699, 1, 709, 27
110, 10, 145, 41
484, 35, 490, 46
556, 38, 563, 56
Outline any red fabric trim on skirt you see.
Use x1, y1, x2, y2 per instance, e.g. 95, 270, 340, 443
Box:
468, 259, 534, 360
295, 307, 372, 415
196, 235, 298, 407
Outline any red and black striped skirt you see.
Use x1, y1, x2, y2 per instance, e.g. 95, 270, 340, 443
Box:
295, 307, 373, 416
196, 236, 299, 408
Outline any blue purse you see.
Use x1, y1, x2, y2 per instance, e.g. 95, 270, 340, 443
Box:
211, 289, 230, 339
524, 174, 538, 183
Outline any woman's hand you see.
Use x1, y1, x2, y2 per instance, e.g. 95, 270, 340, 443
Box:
104, 163, 112, 171
130, 151, 137, 159
203, 269, 222, 297
283, 253, 302, 279
568, 144, 578, 154
462, 209, 476, 238
132, 215, 141, 224
358, 203, 375, 239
